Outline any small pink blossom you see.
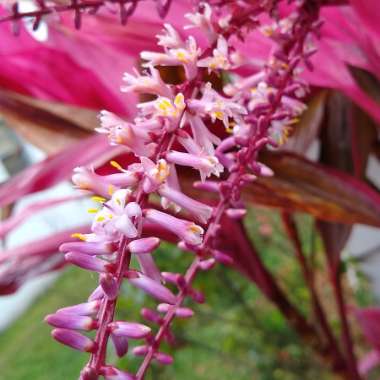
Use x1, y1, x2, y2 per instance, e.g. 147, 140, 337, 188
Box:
188, 83, 247, 129
121, 67, 172, 98
141, 32, 200, 79
198, 36, 231, 72
97, 111, 156, 157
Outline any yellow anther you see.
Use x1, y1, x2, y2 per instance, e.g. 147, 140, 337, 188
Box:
115, 135, 124, 144
174, 93, 185, 110
155, 159, 170, 182
91, 196, 106, 203
87, 208, 99, 214
96, 216, 105, 222
158, 99, 172, 111
78, 182, 90, 190
175, 50, 189, 63
289, 118, 300, 125
71, 233, 87, 241
108, 185, 115, 196
226, 122, 235, 134
189, 224, 203, 234
213, 110, 224, 121
277, 126, 292, 146
155, 96, 184, 118
110, 160, 124, 172
263, 29, 273, 37
115, 198, 122, 206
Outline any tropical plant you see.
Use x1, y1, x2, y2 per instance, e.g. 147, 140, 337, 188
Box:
0, 1, 379, 380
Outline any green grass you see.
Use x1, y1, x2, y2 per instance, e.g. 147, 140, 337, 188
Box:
0, 267, 97, 379
0, 209, 369, 380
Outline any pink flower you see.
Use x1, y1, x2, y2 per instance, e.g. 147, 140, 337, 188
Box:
144, 209, 204, 246
121, 67, 172, 98
51, 329, 96, 353
198, 36, 231, 72
168, 131, 223, 181
97, 111, 156, 157
166, 150, 223, 182
184, 2, 215, 41
92, 190, 141, 240
137, 93, 186, 125
187, 115, 221, 155
158, 183, 213, 224
157, 23, 183, 49
72, 167, 118, 198
188, 83, 247, 129
141, 30, 200, 79
140, 157, 170, 193
248, 81, 274, 112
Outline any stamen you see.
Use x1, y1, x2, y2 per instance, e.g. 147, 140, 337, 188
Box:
108, 185, 115, 196
91, 196, 106, 203
110, 160, 125, 172
71, 233, 87, 241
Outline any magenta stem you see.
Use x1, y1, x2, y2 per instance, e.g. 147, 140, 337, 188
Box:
136, 5, 321, 377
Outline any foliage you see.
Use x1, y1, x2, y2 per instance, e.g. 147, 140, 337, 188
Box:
0, 1, 379, 380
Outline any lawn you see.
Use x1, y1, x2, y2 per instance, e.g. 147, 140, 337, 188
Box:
0, 210, 362, 380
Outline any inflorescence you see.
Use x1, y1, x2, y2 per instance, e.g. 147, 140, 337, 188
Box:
41, 1, 322, 379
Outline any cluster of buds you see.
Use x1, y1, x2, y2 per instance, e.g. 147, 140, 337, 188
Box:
45, 1, 320, 379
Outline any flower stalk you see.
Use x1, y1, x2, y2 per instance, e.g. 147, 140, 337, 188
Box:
43, 1, 324, 379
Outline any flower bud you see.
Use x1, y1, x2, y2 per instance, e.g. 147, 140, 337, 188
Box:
60, 241, 116, 255
198, 258, 216, 271
141, 308, 163, 324
132, 345, 149, 356
88, 286, 105, 301
212, 250, 234, 266
154, 352, 173, 365
109, 321, 151, 339
57, 301, 101, 316
128, 237, 160, 254
157, 303, 194, 318
126, 272, 177, 304
51, 328, 96, 352
225, 208, 247, 219
101, 366, 136, 380
80, 366, 99, 380
65, 252, 110, 273
100, 273, 119, 300
45, 313, 96, 331
111, 334, 129, 357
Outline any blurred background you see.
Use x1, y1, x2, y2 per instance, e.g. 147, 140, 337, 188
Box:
0, 1, 380, 380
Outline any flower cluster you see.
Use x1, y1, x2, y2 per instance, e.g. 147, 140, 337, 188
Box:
45, 1, 320, 379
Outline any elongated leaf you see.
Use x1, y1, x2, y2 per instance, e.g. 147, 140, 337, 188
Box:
317, 92, 354, 261
0, 225, 90, 295
350, 0, 380, 41
0, 134, 117, 207
249, 152, 380, 226
317, 92, 378, 262
0, 194, 83, 239
183, 151, 380, 226
0, 90, 94, 153
281, 91, 326, 154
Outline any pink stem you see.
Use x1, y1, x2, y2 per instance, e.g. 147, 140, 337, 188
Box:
136, 5, 321, 377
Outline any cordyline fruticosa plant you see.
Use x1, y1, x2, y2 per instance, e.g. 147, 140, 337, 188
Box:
0, 0, 380, 379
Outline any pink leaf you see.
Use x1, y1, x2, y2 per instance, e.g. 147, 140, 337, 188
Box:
0, 135, 116, 207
